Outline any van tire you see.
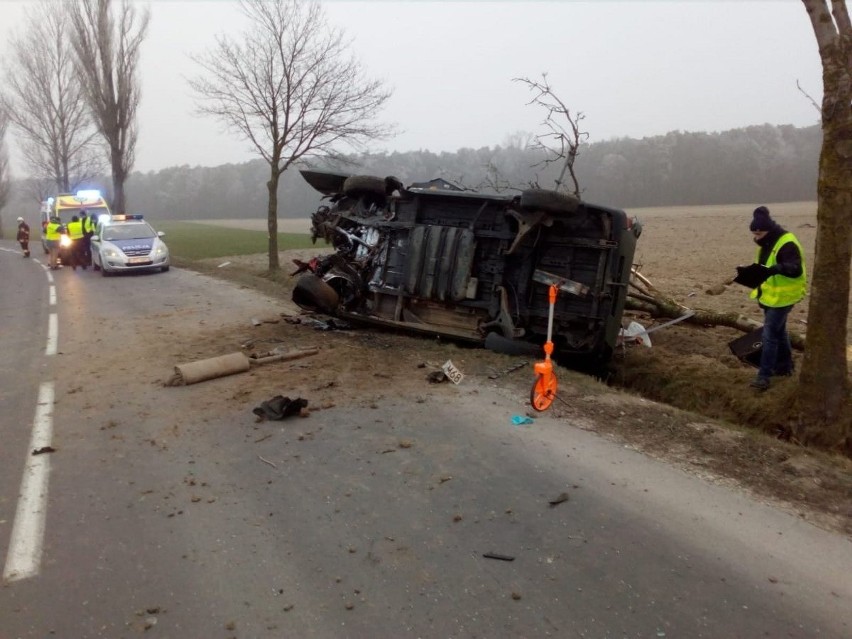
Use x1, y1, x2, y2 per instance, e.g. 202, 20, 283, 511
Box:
343, 175, 386, 198
519, 189, 580, 215
292, 273, 340, 314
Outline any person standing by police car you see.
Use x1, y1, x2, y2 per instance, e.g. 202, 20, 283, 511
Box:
44, 216, 64, 270
66, 215, 85, 270
16, 217, 30, 257
80, 210, 94, 266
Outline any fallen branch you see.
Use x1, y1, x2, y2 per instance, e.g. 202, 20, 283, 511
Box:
626, 267, 805, 350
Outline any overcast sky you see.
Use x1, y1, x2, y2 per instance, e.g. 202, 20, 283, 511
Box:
0, 0, 823, 175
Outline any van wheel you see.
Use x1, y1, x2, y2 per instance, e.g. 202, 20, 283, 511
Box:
343, 175, 386, 198
292, 273, 340, 314
519, 189, 580, 215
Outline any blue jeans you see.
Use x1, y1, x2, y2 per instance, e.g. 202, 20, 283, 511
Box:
758, 305, 793, 380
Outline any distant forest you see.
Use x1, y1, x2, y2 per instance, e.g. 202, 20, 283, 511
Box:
5, 123, 820, 221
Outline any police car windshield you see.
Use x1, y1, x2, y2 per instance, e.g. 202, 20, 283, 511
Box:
102, 222, 156, 242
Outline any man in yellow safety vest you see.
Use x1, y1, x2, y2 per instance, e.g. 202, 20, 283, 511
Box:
80, 210, 94, 265
66, 215, 85, 270
44, 217, 64, 270
738, 206, 807, 391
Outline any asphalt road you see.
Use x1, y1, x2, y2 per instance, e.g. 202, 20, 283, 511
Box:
0, 239, 849, 638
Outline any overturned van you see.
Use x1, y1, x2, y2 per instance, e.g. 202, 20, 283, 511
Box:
292, 170, 641, 368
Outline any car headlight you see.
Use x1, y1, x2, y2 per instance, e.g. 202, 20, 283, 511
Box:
155, 243, 168, 256
60, 235, 72, 247
103, 246, 121, 258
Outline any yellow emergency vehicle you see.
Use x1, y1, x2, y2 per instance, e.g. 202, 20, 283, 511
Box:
40, 190, 112, 255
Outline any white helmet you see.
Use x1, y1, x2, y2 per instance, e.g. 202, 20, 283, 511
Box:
17, 217, 24, 222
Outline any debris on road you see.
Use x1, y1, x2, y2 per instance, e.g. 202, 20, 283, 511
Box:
441, 359, 464, 384
288, 316, 352, 331
548, 492, 571, 507
482, 552, 515, 562
167, 348, 319, 385
511, 415, 534, 426
252, 395, 309, 421
258, 455, 278, 469
488, 360, 528, 379
32, 446, 56, 455
426, 370, 447, 383
240, 336, 286, 349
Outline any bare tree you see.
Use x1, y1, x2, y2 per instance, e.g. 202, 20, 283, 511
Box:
68, 0, 149, 214
1, 1, 103, 194
513, 73, 588, 197
190, 0, 392, 270
0, 104, 10, 215
798, 0, 852, 451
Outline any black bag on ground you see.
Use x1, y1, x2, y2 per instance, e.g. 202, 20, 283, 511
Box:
728, 328, 763, 368
252, 395, 308, 420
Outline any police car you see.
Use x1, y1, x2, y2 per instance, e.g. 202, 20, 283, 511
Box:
91, 214, 170, 276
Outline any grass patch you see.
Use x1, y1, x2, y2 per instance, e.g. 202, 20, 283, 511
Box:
155, 221, 315, 260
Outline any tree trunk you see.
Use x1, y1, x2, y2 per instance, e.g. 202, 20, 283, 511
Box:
267, 164, 280, 271
794, 6, 852, 451
112, 166, 126, 214
794, 123, 852, 447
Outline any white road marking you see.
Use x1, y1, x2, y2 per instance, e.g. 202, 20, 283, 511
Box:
46, 270, 53, 283
3, 382, 55, 582
49, 286, 56, 306
46, 314, 58, 356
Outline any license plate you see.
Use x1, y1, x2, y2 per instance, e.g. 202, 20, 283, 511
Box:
127, 257, 149, 264
441, 359, 464, 385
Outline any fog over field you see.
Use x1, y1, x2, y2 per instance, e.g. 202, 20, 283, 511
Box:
0, 1, 822, 175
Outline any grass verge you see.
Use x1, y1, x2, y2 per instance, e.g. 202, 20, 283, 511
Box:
156, 221, 315, 261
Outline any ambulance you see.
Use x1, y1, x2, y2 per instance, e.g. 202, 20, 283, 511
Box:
40, 190, 112, 254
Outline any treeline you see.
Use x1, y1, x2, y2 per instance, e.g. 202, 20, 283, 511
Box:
3, 123, 820, 222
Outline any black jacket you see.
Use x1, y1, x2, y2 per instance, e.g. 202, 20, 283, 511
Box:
755, 227, 803, 278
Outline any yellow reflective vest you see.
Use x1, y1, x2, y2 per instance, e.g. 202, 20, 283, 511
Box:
67, 220, 84, 240
749, 232, 807, 308
44, 222, 62, 241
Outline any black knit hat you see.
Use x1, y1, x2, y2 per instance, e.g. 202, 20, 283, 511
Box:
750, 206, 777, 232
